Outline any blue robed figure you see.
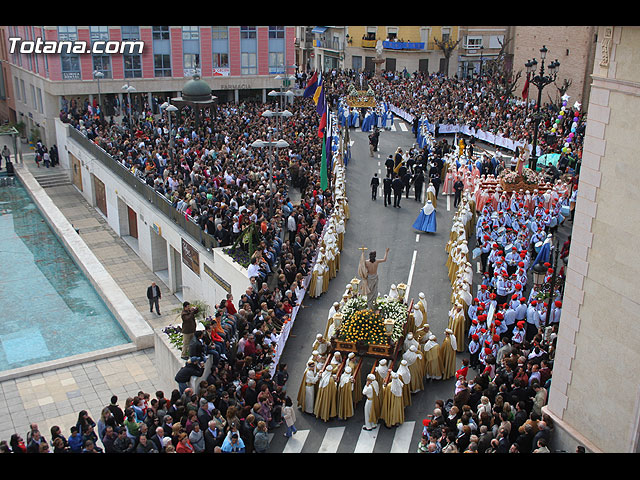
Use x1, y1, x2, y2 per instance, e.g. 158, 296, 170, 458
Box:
413, 199, 437, 233
361, 110, 374, 132
533, 234, 553, 266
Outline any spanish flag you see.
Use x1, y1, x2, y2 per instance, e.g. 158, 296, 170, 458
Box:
316, 75, 327, 138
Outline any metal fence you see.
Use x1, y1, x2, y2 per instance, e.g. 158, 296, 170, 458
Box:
68, 126, 219, 251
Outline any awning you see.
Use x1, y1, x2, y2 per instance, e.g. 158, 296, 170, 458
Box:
312, 26, 328, 34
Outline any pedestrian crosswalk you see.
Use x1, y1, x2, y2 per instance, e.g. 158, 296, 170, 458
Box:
389, 121, 409, 132
271, 421, 418, 454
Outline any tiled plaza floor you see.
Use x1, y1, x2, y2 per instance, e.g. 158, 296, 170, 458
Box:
0, 154, 182, 445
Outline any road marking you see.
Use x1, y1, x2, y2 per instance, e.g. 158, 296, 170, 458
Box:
390, 124, 397, 132
477, 261, 482, 273
447, 195, 451, 211
354, 427, 379, 453
405, 249, 418, 301
398, 122, 408, 132
318, 426, 345, 453
416, 234, 420, 243
282, 429, 310, 454
390, 421, 416, 453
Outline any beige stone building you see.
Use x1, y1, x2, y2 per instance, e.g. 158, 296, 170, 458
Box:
340, 26, 460, 75
512, 26, 598, 108
545, 25, 640, 453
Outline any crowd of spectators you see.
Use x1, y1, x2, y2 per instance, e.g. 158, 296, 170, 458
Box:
325, 68, 585, 166
1, 67, 587, 454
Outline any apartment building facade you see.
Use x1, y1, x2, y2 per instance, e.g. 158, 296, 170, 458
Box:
1, 26, 297, 146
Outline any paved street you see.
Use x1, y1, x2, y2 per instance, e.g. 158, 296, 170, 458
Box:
271, 118, 465, 453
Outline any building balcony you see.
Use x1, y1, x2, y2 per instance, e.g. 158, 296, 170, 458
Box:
360, 39, 427, 51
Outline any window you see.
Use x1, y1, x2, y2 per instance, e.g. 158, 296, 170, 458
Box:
441, 27, 451, 43
466, 36, 483, 49
365, 27, 377, 40
59, 26, 80, 79
154, 54, 172, 77
14, 77, 20, 101
212, 26, 229, 69
123, 54, 142, 78
269, 26, 284, 39
36, 87, 43, 113
122, 26, 141, 78
90, 26, 109, 43
152, 26, 170, 40
182, 26, 199, 40
93, 55, 112, 79
212, 52, 228, 69
211, 26, 228, 39
268, 26, 285, 73
386, 27, 398, 40
241, 26, 256, 39
121, 25, 140, 41
58, 26, 77, 42
60, 53, 81, 79
241, 52, 257, 75
269, 52, 284, 74
183, 53, 200, 73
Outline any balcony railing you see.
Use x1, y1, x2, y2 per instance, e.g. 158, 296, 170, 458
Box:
315, 38, 343, 51
361, 39, 427, 51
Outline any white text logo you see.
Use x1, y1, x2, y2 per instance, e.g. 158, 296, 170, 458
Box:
8, 37, 144, 55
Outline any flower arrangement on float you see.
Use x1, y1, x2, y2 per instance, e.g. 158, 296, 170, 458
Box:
336, 295, 408, 346
498, 166, 542, 192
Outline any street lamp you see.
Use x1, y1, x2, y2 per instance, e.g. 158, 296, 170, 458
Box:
262, 108, 293, 136
121, 82, 136, 119
250, 129, 290, 217
161, 101, 178, 165
525, 45, 560, 170
93, 70, 104, 117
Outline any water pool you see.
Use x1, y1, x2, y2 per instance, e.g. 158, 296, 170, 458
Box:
0, 176, 131, 372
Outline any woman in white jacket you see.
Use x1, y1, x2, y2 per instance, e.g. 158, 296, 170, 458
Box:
283, 397, 297, 438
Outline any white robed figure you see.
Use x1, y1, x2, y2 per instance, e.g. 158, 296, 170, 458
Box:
413, 199, 437, 233
362, 374, 379, 430
382, 106, 394, 130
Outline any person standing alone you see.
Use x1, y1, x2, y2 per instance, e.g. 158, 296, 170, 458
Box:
181, 302, 198, 360
370, 173, 380, 200
147, 282, 162, 315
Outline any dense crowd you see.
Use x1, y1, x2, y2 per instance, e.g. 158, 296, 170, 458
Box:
0, 66, 586, 454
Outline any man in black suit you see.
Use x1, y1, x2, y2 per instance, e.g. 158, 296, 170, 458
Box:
383, 173, 393, 207
147, 282, 161, 315
413, 167, 424, 202
370, 173, 380, 200
392, 174, 404, 208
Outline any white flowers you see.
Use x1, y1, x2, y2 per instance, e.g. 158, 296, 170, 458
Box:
337, 295, 409, 344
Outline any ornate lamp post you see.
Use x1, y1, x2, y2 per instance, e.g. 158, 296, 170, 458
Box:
250, 130, 290, 217
525, 45, 560, 170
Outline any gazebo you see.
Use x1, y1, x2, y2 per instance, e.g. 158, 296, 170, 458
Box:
170, 74, 217, 127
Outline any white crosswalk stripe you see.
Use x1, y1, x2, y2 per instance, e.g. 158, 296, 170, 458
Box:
318, 426, 345, 453
354, 426, 379, 453
398, 122, 408, 132
282, 429, 310, 454
390, 421, 416, 453
276, 420, 419, 453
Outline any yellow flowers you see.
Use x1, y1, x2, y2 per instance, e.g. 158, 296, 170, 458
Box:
338, 309, 387, 345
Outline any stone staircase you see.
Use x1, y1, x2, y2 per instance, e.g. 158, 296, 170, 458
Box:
32, 170, 72, 188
